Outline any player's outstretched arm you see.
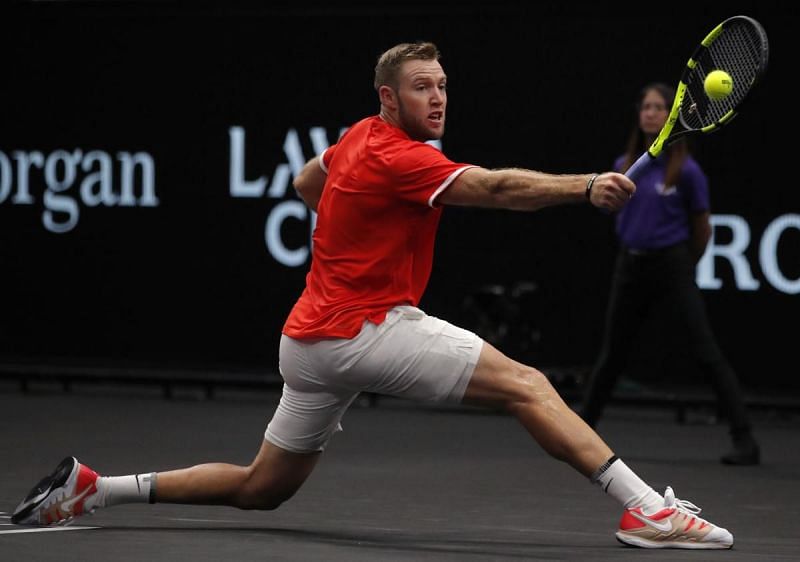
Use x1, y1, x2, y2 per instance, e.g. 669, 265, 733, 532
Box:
441, 167, 634, 212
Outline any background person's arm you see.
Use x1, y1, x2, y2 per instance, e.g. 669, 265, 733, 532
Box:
689, 210, 712, 263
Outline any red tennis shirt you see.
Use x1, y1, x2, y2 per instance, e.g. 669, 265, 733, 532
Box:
282, 115, 476, 339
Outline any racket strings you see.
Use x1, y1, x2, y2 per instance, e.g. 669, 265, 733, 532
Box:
681, 21, 767, 130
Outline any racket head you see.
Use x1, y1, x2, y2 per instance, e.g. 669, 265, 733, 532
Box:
644, 15, 769, 161
677, 15, 769, 135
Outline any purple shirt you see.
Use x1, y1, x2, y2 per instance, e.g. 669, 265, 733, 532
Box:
614, 153, 709, 250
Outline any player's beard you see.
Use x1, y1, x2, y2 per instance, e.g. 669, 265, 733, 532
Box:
398, 98, 444, 142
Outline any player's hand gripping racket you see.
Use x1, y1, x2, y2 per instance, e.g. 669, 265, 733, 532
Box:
625, 15, 769, 181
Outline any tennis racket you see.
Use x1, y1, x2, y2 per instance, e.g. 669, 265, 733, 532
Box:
625, 15, 769, 181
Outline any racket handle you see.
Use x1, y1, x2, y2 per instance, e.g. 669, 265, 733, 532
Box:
625, 151, 656, 182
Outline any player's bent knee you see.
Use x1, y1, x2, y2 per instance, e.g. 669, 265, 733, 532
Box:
468, 362, 558, 411
235, 465, 305, 510
239, 496, 289, 511
237, 484, 298, 511
503, 368, 559, 410
512, 367, 553, 397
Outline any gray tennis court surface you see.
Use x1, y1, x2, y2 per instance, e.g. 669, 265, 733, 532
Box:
1, 389, 797, 561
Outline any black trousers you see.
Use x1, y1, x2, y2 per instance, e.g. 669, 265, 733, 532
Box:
580, 242, 752, 436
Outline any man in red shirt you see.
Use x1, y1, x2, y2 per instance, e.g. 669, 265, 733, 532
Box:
12, 41, 733, 550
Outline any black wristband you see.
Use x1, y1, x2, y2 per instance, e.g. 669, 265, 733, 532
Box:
585, 173, 599, 201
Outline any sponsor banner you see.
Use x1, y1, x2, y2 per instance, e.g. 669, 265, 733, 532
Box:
1, 4, 794, 387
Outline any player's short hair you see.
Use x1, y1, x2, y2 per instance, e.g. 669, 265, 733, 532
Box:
374, 41, 440, 91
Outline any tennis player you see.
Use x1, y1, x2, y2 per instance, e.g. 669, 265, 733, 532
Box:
12, 41, 733, 550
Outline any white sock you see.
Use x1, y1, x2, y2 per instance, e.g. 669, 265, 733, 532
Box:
88, 473, 158, 509
590, 456, 663, 514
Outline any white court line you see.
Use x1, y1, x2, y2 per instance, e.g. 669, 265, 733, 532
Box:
167, 517, 257, 524
0, 510, 101, 533
0, 526, 99, 535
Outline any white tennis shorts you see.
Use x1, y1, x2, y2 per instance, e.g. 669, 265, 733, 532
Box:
264, 305, 484, 453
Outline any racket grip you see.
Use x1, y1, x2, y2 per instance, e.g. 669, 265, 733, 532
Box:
624, 152, 655, 182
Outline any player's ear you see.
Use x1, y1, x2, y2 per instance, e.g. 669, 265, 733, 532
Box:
378, 85, 398, 110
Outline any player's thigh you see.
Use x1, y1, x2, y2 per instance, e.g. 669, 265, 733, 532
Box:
248, 439, 321, 500
352, 307, 483, 403
462, 341, 554, 408
265, 382, 358, 454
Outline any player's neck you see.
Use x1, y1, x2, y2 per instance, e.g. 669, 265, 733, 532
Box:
379, 107, 401, 130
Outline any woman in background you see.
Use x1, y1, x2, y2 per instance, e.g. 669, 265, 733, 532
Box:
578, 82, 760, 466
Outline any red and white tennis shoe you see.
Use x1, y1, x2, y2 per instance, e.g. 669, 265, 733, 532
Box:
616, 486, 733, 549
11, 457, 100, 526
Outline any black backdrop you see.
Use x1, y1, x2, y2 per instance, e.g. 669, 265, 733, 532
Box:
1, 2, 796, 390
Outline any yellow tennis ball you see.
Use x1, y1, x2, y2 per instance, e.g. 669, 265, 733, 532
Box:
704, 70, 733, 100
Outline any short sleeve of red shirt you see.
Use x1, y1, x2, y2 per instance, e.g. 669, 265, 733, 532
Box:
319, 147, 333, 173
320, 141, 340, 174
389, 143, 473, 207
